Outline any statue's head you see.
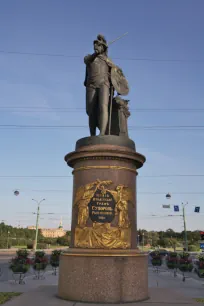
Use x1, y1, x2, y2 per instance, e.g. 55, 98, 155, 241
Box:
93, 34, 108, 55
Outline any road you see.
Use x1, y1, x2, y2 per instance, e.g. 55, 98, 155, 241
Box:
0, 255, 13, 281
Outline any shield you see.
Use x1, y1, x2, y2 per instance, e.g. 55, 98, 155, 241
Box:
111, 66, 129, 96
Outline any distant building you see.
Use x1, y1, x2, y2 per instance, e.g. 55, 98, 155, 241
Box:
27, 219, 66, 238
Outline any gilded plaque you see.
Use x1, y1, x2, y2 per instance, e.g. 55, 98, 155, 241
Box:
88, 187, 116, 223
74, 179, 134, 249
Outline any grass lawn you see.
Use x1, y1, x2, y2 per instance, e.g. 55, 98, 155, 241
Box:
194, 298, 204, 304
0, 292, 22, 305
12, 246, 27, 249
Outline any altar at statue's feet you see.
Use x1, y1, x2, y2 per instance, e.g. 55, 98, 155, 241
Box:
58, 135, 148, 303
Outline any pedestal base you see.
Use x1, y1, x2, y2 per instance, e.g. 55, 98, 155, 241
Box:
58, 249, 149, 303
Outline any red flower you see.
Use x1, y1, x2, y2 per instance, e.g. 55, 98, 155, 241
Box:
25, 258, 33, 265
199, 262, 204, 268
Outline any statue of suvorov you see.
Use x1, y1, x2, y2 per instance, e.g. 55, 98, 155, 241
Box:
84, 34, 129, 136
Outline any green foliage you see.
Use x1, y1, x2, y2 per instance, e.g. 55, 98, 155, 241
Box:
180, 252, 190, 258
0, 292, 22, 304
188, 244, 200, 252
37, 243, 47, 250
0, 222, 72, 249
16, 249, 29, 258
35, 250, 46, 257
166, 252, 178, 269
168, 252, 178, 257
38, 237, 57, 245
198, 254, 204, 261
9, 249, 32, 273
194, 298, 204, 303
33, 250, 48, 270
57, 236, 69, 246
50, 249, 62, 267
0, 239, 10, 249
151, 258, 162, 266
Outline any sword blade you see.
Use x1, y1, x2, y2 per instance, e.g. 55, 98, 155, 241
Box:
108, 32, 128, 46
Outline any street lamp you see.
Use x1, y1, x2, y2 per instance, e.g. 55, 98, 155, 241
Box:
182, 202, 188, 252
166, 193, 171, 200
164, 194, 188, 252
32, 199, 45, 251
7, 231, 10, 249
142, 232, 145, 251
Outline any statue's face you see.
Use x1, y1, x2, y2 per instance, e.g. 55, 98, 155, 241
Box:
94, 41, 104, 54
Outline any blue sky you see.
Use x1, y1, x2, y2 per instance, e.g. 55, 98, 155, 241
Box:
0, 0, 204, 232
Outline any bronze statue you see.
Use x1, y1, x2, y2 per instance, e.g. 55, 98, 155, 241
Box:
84, 34, 130, 136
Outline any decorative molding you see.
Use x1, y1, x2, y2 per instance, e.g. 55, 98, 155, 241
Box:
73, 165, 137, 174
61, 252, 147, 257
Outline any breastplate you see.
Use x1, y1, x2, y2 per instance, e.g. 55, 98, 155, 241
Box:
87, 56, 110, 87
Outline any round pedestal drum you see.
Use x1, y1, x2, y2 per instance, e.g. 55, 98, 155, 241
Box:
59, 136, 148, 303
64, 137, 145, 249
58, 249, 149, 303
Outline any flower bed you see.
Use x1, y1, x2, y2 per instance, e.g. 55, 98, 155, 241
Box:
178, 252, 193, 272
195, 255, 204, 278
151, 251, 162, 266
50, 250, 62, 268
9, 249, 32, 274
32, 251, 48, 271
166, 252, 178, 269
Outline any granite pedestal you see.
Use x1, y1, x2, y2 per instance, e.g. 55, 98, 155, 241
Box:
58, 136, 148, 303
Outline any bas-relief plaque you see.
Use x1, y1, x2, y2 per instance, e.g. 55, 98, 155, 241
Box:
74, 179, 134, 249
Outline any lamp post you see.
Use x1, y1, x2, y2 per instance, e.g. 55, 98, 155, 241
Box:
7, 231, 10, 249
32, 199, 45, 251
137, 234, 140, 247
182, 202, 188, 252
142, 232, 145, 251
164, 194, 188, 252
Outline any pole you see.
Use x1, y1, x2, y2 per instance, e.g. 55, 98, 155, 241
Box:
137, 235, 140, 247
142, 233, 144, 251
7, 231, 10, 249
34, 204, 40, 251
108, 86, 114, 135
32, 199, 45, 251
182, 203, 188, 252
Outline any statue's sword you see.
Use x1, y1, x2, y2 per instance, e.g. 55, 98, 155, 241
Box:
108, 32, 128, 46
108, 32, 128, 135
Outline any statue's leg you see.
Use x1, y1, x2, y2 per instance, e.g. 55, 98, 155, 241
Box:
86, 87, 97, 136
98, 85, 109, 136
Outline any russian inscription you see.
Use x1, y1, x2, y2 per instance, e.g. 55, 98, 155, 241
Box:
89, 188, 116, 223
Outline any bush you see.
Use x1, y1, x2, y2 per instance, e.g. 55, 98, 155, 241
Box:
0, 239, 7, 249
50, 249, 62, 267
27, 243, 33, 249
0, 239, 11, 249
188, 245, 200, 252
39, 238, 57, 245
36, 243, 47, 250
57, 237, 69, 246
